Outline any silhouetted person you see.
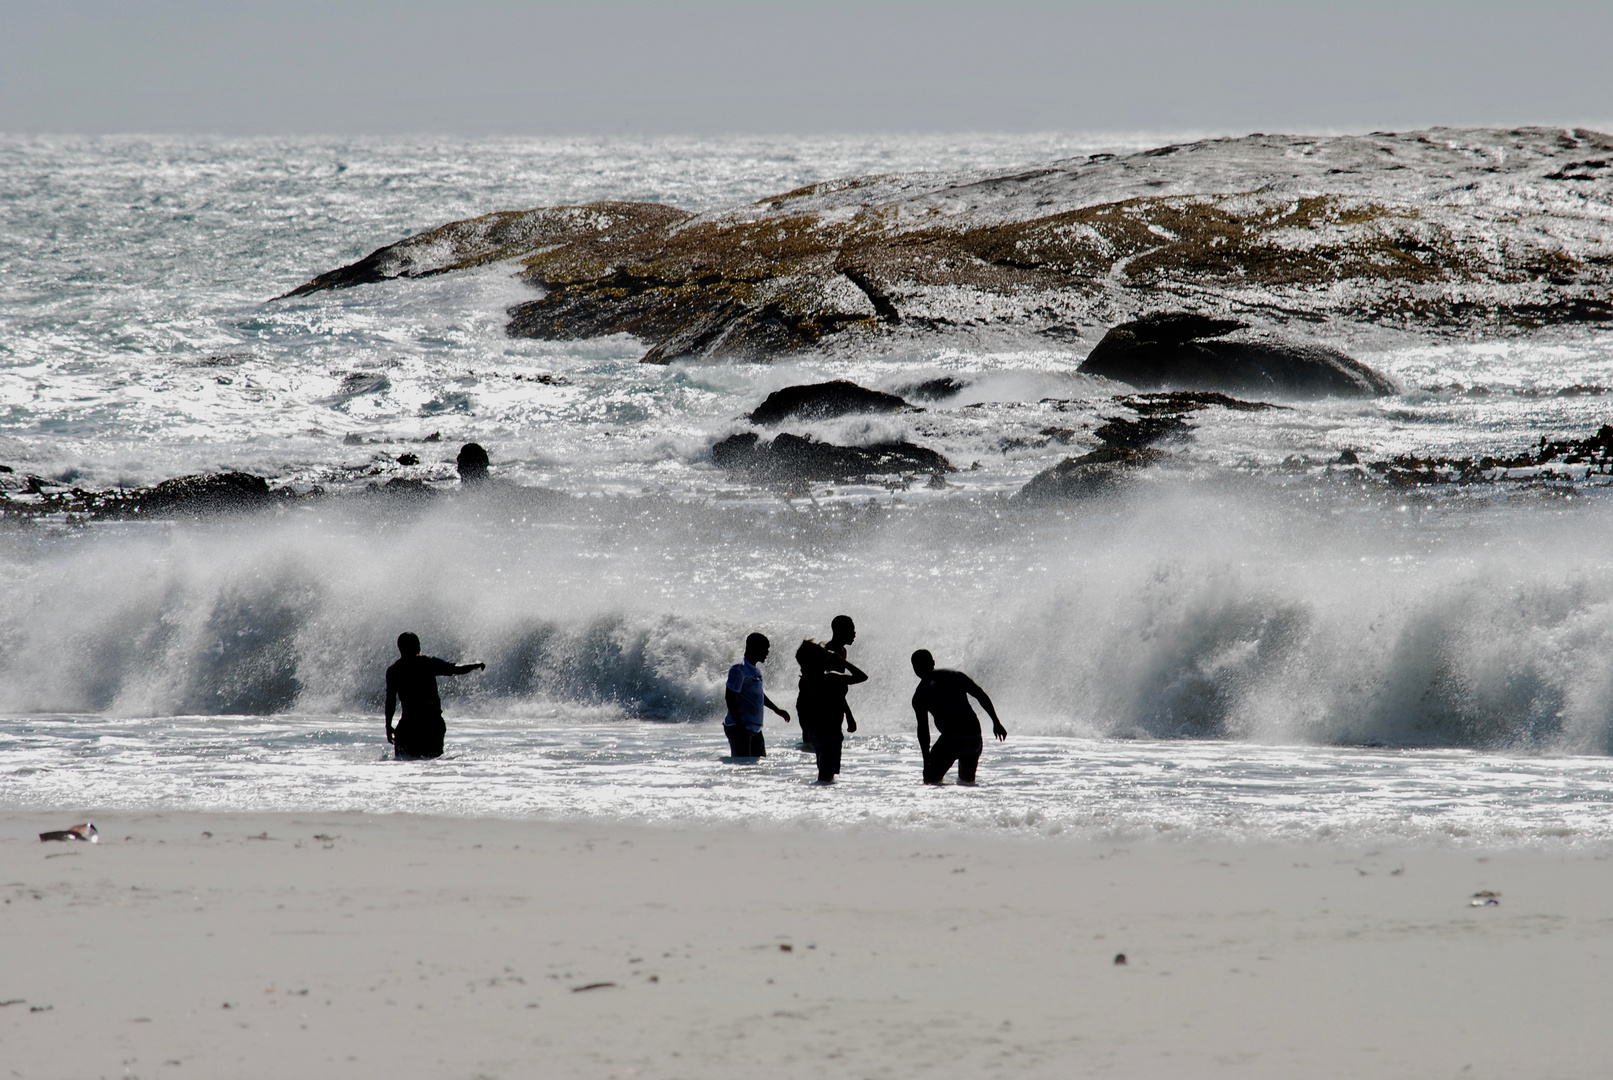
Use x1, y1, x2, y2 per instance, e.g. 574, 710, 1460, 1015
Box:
385, 632, 485, 760
910, 649, 1006, 785
795, 639, 867, 784
799, 614, 859, 752
457, 443, 490, 485
724, 632, 790, 759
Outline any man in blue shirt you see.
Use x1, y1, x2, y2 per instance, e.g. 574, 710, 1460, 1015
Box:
724, 632, 791, 758
910, 649, 1007, 785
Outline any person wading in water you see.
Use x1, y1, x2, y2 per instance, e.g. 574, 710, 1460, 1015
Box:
799, 614, 859, 752
795, 638, 867, 784
385, 632, 485, 760
723, 632, 791, 759
910, 649, 1006, 785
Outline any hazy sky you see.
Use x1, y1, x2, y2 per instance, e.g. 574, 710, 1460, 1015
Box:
3, 1, 1610, 136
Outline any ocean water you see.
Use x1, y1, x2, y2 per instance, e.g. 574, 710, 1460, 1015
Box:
3, 134, 1613, 846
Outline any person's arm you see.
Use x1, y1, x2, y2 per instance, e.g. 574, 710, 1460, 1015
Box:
385, 686, 397, 744
913, 697, 932, 760
839, 661, 866, 732
966, 678, 1007, 741
763, 694, 791, 723
448, 662, 486, 676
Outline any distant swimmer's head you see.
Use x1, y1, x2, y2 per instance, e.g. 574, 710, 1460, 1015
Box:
830, 615, 856, 644
397, 632, 422, 657
744, 632, 771, 664
911, 649, 935, 677
457, 442, 490, 484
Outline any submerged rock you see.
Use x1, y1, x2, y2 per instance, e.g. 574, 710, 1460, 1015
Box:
1077, 313, 1397, 399
1013, 388, 1273, 502
899, 377, 971, 401
1016, 445, 1163, 502
746, 381, 913, 425
712, 431, 951, 484
120, 472, 275, 516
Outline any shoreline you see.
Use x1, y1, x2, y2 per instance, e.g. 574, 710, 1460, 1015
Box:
4, 810, 1610, 1078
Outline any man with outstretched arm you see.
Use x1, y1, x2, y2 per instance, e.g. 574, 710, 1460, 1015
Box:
724, 632, 791, 759
910, 649, 1007, 785
385, 632, 485, 760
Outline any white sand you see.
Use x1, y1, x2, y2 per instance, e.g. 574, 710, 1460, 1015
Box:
2, 811, 1609, 1079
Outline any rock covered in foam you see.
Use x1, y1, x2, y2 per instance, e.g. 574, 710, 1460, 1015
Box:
1078, 313, 1398, 399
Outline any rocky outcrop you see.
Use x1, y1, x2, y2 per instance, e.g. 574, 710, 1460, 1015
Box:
282, 128, 1613, 364
711, 432, 951, 485
1015, 391, 1281, 502
1077, 313, 1398, 398
746, 381, 914, 425
0, 471, 278, 520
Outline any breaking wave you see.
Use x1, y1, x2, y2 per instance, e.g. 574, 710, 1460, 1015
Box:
4, 477, 1613, 755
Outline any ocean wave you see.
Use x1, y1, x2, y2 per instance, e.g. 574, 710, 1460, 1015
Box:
3, 481, 1613, 755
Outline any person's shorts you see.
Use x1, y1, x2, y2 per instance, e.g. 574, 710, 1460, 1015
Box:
394, 718, 445, 760
924, 733, 983, 784
724, 723, 765, 758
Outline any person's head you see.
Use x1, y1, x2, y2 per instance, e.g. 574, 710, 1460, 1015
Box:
744, 632, 770, 664
829, 614, 856, 644
397, 631, 421, 657
911, 649, 935, 677
795, 639, 829, 674
457, 442, 490, 484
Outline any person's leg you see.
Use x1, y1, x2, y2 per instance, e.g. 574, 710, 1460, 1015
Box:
923, 735, 958, 785
725, 723, 751, 757
817, 728, 842, 783
750, 728, 766, 757
957, 740, 983, 785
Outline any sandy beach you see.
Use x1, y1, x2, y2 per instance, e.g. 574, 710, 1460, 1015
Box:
3, 811, 1609, 1079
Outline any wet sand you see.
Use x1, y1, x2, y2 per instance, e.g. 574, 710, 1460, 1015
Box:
2, 811, 1609, 1079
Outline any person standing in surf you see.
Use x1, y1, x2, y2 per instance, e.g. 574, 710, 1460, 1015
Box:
795, 639, 867, 784
800, 614, 860, 752
910, 649, 1007, 785
385, 632, 485, 760
724, 632, 791, 759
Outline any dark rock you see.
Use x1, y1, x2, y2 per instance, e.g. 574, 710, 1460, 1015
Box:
396, 453, 420, 466
1119, 391, 1284, 415
1337, 449, 1360, 464
900, 377, 970, 401
746, 381, 914, 425
1077, 312, 1398, 398
123, 472, 274, 516
1016, 446, 1163, 503
712, 431, 951, 484
1356, 422, 1613, 486
457, 443, 490, 484
1092, 414, 1193, 449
